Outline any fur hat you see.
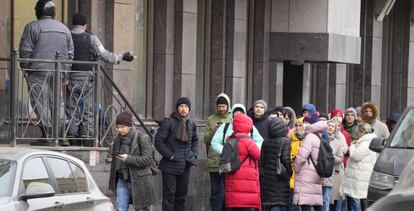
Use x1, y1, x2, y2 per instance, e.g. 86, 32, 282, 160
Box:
116, 111, 133, 127
361, 102, 379, 121
176, 97, 191, 110
72, 12, 88, 25
254, 100, 268, 111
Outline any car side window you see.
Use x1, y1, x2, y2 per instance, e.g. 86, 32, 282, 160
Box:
46, 158, 77, 194
69, 162, 88, 192
22, 157, 51, 190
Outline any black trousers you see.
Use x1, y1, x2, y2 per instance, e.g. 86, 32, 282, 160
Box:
162, 167, 191, 211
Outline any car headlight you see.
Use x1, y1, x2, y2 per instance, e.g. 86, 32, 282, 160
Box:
369, 171, 395, 190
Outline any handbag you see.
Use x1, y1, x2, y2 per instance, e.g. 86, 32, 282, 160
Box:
275, 141, 289, 180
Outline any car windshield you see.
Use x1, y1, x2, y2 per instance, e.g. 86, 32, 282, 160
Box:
388, 109, 414, 148
0, 159, 16, 196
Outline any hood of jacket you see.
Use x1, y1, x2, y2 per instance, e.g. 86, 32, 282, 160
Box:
356, 133, 377, 144
361, 102, 379, 122
215, 93, 231, 114
284, 106, 297, 128
232, 103, 246, 115
268, 117, 287, 138
305, 121, 327, 135
233, 113, 253, 134
302, 103, 316, 113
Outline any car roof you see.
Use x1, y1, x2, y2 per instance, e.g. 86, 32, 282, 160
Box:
0, 147, 80, 163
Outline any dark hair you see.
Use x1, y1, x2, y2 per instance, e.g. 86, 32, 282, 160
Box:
35, 0, 56, 19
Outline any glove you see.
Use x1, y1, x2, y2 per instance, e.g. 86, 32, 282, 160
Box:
122, 52, 134, 62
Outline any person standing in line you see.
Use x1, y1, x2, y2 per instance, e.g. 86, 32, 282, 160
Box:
286, 117, 304, 211
248, 100, 270, 140
361, 102, 389, 139
261, 117, 292, 211
66, 12, 134, 146
19, 0, 74, 146
224, 113, 261, 211
292, 112, 325, 211
154, 97, 199, 211
108, 111, 155, 211
343, 122, 377, 211
342, 107, 359, 141
321, 120, 344, 211
204, 93, 232, 211
211, 103, 263, 156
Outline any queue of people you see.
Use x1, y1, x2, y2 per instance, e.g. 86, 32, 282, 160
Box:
20, 1, 399, 211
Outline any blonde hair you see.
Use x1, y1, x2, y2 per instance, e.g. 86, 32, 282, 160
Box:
357, 122, 372, 134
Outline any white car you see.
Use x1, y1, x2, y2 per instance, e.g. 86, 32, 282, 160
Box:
0, 147, 114, 211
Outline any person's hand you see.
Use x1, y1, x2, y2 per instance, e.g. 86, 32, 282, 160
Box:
116, 154, 128, 161
122, 52, 134, 62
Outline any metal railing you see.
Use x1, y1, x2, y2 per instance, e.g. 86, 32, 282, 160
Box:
10, 51, 151, 147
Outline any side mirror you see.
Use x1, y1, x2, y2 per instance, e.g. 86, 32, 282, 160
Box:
369, 137, 386, 153
20, 182, 55, 200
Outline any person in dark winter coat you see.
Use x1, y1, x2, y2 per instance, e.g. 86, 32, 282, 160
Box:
154, 97, 199, 211
109, 111, 155, 211
248, 100, 271, 140
261, 117, 292, 211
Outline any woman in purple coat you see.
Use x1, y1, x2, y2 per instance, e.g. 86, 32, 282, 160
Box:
293, 113, 327, 211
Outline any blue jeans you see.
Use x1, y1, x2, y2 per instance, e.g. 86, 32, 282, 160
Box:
287, 189, 299, 211
334, 199, 347, 211
209, 172, 225, 211
322, 186, 332, 211
267, 206, 288, 211
347, 196, 361, 211
116, 178, 150, 211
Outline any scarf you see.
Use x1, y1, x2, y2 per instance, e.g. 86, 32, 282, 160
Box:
176, 116, 189, 142
115, 129, 135, 180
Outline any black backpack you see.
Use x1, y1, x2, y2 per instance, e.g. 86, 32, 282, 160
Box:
219, 134, 251, 174
309, 134, 335, 178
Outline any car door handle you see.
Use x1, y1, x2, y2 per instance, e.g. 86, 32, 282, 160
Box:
86, 197, 95, 204
54, 201, 65, 208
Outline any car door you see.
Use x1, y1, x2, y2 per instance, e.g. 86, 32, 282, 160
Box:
20, 157, 62, 211
44, 157, 95, 211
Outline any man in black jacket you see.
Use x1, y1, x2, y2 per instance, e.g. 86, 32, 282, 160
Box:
155, 97, 199, 211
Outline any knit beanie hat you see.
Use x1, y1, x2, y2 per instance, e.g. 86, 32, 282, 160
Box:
176, 97, 191, 110
254, 100, 268, 111
216, 96, 228, 105
116, 111, 133, 127
355, 106, 362, 116
330, 108, 344, 119
304, 112, 319, 124
345, 107, 357, 117
72, 12, 88, 25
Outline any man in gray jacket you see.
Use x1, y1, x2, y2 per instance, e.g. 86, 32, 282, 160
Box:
19, 0, 74, 145
66, 12, 134, 146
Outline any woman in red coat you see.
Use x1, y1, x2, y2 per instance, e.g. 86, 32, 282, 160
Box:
225, 113, 262, 211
